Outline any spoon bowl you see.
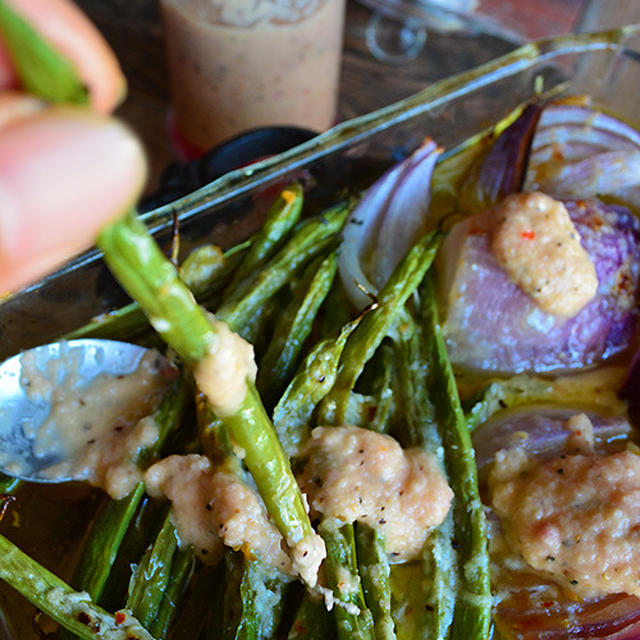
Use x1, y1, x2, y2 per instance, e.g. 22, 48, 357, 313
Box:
0, 339, 164, 483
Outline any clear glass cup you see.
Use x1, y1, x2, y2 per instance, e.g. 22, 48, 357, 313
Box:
160, 0, 346, 153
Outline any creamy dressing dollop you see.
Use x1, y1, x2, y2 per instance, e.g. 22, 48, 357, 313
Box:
490, 192, 598, 317
16, 347, 174, 497
490, 414, 640, 599
193, 316, 258, 417
144, 454, 291, 570
297, 425, 453, 561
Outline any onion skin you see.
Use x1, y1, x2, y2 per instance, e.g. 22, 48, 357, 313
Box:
461, 103, 542, 212
439, 199, 640, 374
338, 138, 442, 310
524, 103, 640, 209
472, 408, 639, 640
495, 588, 640, 640
472, 407, 631, 474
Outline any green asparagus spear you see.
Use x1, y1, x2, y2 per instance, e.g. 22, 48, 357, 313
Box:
235, 560, 292, 640
392, 317, 456, 640
355, 523, 396, 640
323, 230, 441, 425
0, 533, 155, 640
149, 550, 194, 639
226, 184, 304, 290
319, 519, 375, 640
126, 511, 178, 629
419, 278, 492, 640
0, 0, 87, 103
258, 253, 337, 407
287, 593, 335, 640
216, 204, 348, 333
273, 317, 361, 458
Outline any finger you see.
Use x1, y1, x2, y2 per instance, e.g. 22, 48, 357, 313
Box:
4, 0, 125, 113
0, 106, 146, 293
0, 92, 44, 128
0, 39, 15, 89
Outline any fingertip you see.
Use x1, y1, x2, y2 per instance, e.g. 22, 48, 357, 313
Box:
0, 107, 147, 292
4, 0, 126, 113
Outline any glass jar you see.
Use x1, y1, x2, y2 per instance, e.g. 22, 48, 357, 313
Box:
160, 0, 346, 153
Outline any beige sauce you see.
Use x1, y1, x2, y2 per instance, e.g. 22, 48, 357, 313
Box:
490, 427, 640, 599
290, 533, 326, 589
144, 454, 291, 571
193, 316, 257, 417
297, 426, 453, 561
14, 348, 172, 497
47, 415, 160, 500
161, 0, 345, 149
44, 589, 154, 640
490, 192, 598, 317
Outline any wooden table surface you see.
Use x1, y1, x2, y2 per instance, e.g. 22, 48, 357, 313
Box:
75, 0, 592, 192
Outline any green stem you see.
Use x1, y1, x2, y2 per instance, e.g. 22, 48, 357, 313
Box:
0, 534, 154, 640
149, 550, 194, 639
258, 252, 337, 407
97, 211, 215, 365
97, 211, 315, 557
420, 278, 492, 640
127, 512, 178, 630
226, 183, 304, 289
217, 204, 348, 333
319, 519, 375, 640
273, 317, 361, 458
325, 230, 441, 425
224, 382, 314, 546
355, 523, 396, 640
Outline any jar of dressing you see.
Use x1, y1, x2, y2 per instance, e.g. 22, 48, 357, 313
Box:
160, 0, 346, 153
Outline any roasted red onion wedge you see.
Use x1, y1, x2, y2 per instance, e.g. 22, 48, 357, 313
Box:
338, 138, 442, 310
492, 540, 640, 640
439, 199, 640, 374
460, 103, 541, 212
474, 408, 640, 640
523, 103, 640, 208
472, 406, 631, 476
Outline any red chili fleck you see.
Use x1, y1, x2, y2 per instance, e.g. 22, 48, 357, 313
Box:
115, 612, 126, 625
521, 230, 535, 240
542, 601, 554, 609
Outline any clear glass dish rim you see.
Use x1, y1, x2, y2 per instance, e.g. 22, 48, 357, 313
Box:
21, 25, 640, 296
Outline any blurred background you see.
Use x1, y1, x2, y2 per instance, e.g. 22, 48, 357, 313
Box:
73, 0, 640, 192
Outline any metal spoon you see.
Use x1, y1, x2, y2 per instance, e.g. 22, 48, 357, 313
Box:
0, 339, 165, 483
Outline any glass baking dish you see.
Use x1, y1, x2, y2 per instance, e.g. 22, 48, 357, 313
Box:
0, 25, 638, 640
0, 26, 638, 362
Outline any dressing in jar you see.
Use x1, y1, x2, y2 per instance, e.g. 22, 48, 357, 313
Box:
160, 0, 346, 152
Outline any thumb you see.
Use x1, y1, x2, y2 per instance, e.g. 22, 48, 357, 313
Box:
0, 105, 146, 294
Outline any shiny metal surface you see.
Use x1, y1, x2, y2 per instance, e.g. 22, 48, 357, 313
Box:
0, 339, 148, 482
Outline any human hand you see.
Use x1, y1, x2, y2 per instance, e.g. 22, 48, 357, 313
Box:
0, 0, 147, 293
